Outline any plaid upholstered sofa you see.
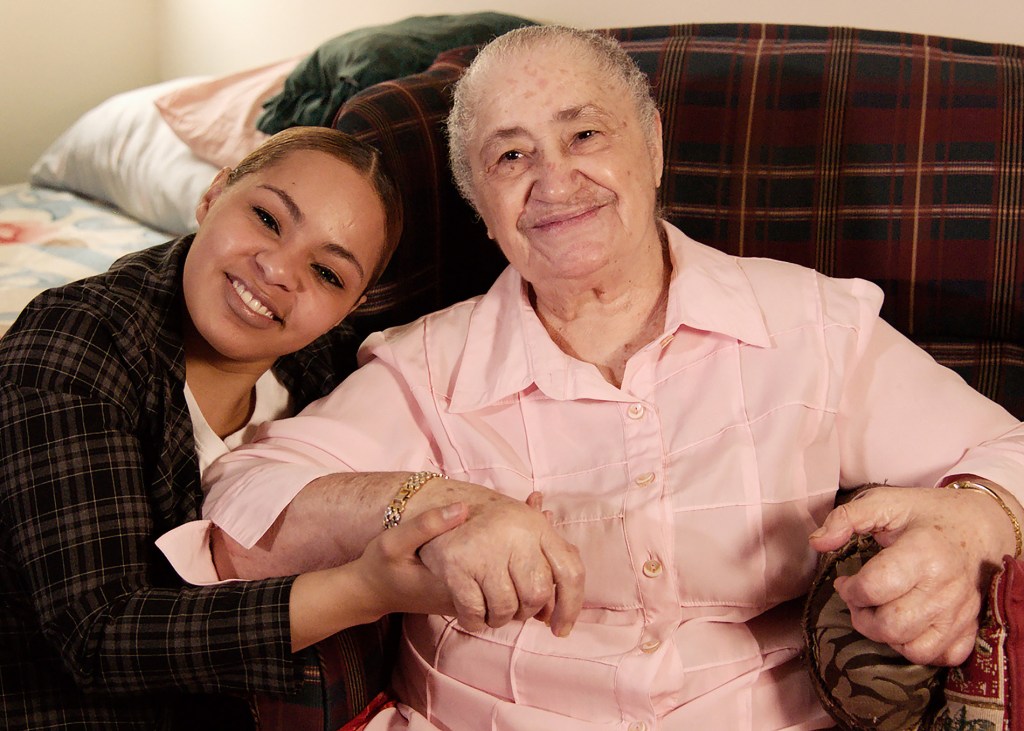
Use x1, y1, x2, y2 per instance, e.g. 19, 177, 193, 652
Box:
338, 22, 1024, 421
261, 22, 1024, 731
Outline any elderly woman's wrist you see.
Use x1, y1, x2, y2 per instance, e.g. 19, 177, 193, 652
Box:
382, 471, 447, 529
943, 476, 1023, 561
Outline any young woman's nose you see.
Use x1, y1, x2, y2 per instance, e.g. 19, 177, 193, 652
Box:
255, 247, 301, 291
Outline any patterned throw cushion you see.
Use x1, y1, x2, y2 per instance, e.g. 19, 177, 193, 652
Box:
804, 534, 1021, 730
804, 535, 946, 729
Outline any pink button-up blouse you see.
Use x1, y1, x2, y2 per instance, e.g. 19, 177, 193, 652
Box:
203, 223, 1024, 730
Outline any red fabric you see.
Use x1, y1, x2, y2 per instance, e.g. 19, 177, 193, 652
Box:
340, 691, 398, 731
937, 556, 1024, 729
1002, 558, 1024, 729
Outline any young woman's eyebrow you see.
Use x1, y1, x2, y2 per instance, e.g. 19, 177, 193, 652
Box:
259, 184, 304, 224
257, 183, 365, 282
323, 243, 365, 282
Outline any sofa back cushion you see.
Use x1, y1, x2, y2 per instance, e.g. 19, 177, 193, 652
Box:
335, 23, 1024, 418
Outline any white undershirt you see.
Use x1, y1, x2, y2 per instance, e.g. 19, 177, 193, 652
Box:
183, 369, 294, 478
157, 370, 294, 585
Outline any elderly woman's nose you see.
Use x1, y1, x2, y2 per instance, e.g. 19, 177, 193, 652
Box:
255, 247, 302, 290
531, 153, 579, 199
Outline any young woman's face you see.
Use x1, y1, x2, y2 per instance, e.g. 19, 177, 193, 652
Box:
182, 149, 387, 370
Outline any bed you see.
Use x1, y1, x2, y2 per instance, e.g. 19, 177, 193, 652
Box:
0, 185, 168, 334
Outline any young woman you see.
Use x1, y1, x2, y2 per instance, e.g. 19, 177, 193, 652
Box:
0, 127, 465, 730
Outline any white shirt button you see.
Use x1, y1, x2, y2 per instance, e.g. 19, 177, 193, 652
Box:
628, 722, 648, 731
642, 559, 663, 578
627, 403, 645, 419
640, 639, 661, 653
634, 472, 655, 487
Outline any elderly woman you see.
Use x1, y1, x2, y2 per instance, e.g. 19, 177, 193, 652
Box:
200, 27, 1024, 730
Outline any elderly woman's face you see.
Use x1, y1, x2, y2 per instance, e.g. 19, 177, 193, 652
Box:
466, 42, 663, 289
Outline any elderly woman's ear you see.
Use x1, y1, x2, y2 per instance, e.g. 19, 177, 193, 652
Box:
649, 111, 665, 189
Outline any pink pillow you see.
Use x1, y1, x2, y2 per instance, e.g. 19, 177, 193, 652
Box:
155, 56, 301, 169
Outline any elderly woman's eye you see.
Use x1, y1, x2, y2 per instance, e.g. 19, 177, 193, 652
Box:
500, 149, 523, 163
576, 130, 598, 141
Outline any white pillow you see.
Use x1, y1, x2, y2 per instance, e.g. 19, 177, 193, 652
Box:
30, 77, 221, 235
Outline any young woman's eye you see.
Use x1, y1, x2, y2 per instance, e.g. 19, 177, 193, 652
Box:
312, 263, 344, 289
253, 206, 280, 234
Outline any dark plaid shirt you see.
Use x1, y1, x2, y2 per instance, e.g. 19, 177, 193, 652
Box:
0, 237, 364, 729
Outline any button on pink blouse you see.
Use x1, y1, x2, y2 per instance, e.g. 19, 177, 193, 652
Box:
204, 223, 1024, 730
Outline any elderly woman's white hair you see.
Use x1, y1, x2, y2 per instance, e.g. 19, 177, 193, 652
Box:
445, 25, 662, 209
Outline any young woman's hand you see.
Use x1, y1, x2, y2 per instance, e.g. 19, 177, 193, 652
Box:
353, 503, 470, 617
289, 503, 467, 651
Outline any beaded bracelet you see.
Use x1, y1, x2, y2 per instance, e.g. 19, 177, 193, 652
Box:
946, 479, 1023, 559
383, 471, 446, 530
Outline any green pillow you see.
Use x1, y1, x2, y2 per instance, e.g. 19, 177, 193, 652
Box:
257, 12, 536, 134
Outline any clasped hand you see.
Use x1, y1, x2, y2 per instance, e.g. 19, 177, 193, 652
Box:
809, 485, 1014, 666
409, 482, 584, 637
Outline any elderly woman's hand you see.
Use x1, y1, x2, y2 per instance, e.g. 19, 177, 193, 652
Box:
410, 480, 584, 637
808, 483, 1020, 666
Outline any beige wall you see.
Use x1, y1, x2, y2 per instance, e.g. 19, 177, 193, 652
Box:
160, 0, 1024, 77
0, 0, 159, 184
3, 0, 1024, 184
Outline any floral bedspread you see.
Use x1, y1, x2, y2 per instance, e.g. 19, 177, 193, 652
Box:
0, 184, 167, 336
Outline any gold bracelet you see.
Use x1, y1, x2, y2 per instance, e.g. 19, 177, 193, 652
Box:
946, 479, 1023, 559
382, 471, 446, 530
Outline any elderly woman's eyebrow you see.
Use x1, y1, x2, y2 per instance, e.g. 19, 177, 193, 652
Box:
482, 125, 528, 147
480, 105, 613, 151
554, 104, 609, 123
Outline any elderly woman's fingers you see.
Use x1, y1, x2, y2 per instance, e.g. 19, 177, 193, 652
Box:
832, 532, 934, 610
828, 501, 986, 666
524, 491, 556, 526
414, 481, 581, 635
926, 623, 982, 667
843, 573, 970, 643
808, 486, 912, 553
509, 555, 555, 622
479, 570, 522, 628
851, 593, 980, 666
445, 571, 489, 632
542, 534, 585, 637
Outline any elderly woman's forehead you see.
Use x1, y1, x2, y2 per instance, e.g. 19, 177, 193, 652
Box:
484, 38, 601, 78
466, 46, 616, 117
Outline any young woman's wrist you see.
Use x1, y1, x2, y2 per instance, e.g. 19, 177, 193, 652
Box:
289, 562, 383, 651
